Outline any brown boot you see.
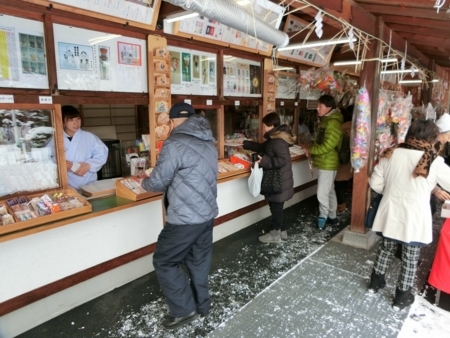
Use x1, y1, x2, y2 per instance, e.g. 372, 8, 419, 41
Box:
337, 203, 347, 213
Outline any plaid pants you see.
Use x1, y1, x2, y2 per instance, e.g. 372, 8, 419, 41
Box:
373, 238, 421, 291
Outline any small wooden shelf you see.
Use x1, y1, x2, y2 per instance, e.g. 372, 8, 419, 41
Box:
115, 178, 159, 201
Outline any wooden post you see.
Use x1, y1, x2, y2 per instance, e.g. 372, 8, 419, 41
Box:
350, 17, 383, 233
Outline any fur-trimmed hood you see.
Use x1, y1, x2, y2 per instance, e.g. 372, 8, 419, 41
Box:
265, 124, 296, 145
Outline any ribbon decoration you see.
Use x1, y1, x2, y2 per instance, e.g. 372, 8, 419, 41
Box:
434, 0, 446, 13
348, 27, 355, 51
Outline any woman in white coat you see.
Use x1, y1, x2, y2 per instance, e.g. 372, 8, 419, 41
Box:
368, 119, 450, 310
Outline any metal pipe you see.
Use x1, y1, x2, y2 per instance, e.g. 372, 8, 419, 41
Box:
164, 0, 289, 48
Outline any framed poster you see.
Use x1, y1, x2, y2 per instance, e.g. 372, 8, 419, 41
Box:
278, 15, 334, 67
172, 0, 285, 56
48, 0, 161, 30
168, 46, 217, 96
53, 24, 147, 92
223, 56, 261, 98
0, 14, 49, 89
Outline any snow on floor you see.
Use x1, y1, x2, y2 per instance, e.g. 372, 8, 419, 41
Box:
398, 295, 450, 338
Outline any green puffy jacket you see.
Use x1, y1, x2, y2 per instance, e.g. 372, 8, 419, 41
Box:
309, 109, 343, 170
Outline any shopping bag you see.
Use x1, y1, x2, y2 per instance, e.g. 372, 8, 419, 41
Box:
260, 157, 283, 195
248, 162, 263, 197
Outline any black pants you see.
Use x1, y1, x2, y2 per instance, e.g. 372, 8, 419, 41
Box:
269, 201, 286, 231
153, 219, 214, 317
334, 180, 348, 205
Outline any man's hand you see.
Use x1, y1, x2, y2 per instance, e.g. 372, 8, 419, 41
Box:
435, 188, 450, 201
66, 160, 73, 170
75, 162, 90, 176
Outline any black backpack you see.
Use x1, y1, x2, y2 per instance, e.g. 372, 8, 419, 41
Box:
335, 131, 351, 164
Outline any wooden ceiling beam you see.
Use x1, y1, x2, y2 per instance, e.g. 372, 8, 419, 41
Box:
386, 23, 450, 38
381, 15, 450, 29
355, 0, 442, 7
358, 4, 450, 20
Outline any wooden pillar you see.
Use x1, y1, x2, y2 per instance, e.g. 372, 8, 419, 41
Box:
349, 17, 383, 233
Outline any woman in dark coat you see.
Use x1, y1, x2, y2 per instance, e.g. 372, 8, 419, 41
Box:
243, 112, 296, 243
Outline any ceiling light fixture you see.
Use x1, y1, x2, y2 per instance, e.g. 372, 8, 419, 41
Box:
165, 11, 199, 23
432, 79, 439, 83
399, 80, 422, 84
277, 37, 357, 52
274, 66, 295, 71
333, 61, 362, 66
381, 69, 414, 74
380, 58, 397, 62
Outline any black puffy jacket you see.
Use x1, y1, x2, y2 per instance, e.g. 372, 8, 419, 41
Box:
243, 124, 296, 202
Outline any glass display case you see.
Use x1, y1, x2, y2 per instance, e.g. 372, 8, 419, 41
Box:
0, 104, 92, 235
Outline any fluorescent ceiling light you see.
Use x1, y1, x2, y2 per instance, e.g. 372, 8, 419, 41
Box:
381, 58, 397, 62
166, 12, 199, 23
274, 66, 295, 71
432, 79, 439, 83
333, 61, 362, 66
88, 34, 121, 45
381, 69, 414, 74
278, 38, 357, 52
399, 80, 422, 84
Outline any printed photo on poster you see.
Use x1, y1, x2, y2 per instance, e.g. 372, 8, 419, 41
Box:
192, 55, 200, 79
201, 57, 208, 84
126, 0, 154, 8
19, 33, 46, 75
118, 42, 141, 66
58, 42, 93, 71
209, 61, 215, 83
182, 52, 191, 82
250, 64, 261, 95
169, 51, 181, 85
98, 45, 110, 80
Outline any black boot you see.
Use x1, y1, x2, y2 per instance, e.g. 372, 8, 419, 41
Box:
368, 270, 386, 293
392, 288, 415, 311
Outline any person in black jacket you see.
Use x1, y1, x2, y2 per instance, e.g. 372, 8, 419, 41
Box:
141, 103, 218, 330
243, 112, 296, 243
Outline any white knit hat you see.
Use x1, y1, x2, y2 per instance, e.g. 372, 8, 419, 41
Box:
436, 113, 450, 133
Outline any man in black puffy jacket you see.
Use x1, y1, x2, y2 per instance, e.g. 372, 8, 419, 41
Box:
141, 103, 218, 330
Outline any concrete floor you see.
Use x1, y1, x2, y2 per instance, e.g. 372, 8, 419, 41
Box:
17, 194, 450, 338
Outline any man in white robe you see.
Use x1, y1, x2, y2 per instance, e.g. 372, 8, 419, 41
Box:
62, 106, 108, 191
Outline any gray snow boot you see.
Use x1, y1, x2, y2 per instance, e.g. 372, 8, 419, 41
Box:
259, 230, 281, 243
280, 230, 288, 240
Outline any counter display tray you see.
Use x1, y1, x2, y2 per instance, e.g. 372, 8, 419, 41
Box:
0, 188, 92, 235
115, 178, 160, 201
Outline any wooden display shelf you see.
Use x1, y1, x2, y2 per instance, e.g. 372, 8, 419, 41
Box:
0, 188, 92, 236
115, 178, 159, 201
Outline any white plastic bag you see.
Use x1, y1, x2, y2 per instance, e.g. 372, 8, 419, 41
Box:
248, 162, 263, 197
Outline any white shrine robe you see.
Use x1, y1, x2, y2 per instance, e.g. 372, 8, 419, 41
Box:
64, 129, 108, 190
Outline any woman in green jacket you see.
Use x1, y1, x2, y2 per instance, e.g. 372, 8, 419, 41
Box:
305, 95, 343, 229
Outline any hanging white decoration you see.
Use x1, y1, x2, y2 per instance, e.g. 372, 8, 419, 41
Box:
314, 10, 323, 38
348, 27, 355, 51
410, 66, 416, 78
434, 0, 446, 13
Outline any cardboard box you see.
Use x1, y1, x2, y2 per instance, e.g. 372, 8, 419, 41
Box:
441, 200, 450, 218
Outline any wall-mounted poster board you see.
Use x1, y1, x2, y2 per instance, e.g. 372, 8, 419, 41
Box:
0, 14, 49, 89
171, 0, 285, 56
53, 24, 147, 93
168, 46, 217, 96
223, 56, 262, 98
277, 74, 298, 99
278, 15, 334, 67
38, 0, 161, 30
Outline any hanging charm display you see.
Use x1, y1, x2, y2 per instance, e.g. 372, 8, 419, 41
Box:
351, 86, 371, 173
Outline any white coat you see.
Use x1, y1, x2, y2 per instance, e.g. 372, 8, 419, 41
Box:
370, 148, 450, 245
64, 129, 108, 191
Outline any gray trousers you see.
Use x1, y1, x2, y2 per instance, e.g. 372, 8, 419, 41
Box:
317, 169, 337, 219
